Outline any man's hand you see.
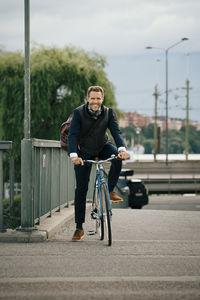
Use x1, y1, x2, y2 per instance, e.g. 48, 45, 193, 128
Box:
71, 157, 84, 165
118, 151, 130, 160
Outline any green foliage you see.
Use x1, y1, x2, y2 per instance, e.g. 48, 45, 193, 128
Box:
0, 51, 24, 180
120, 126, 136, 147
143, 139, 154, 154
141, 123, 154, 139
0, 45, 116, 181
181, 125, 200, 153
3, 194, 21, 229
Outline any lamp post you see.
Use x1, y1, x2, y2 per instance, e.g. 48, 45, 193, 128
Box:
24, 0, 31, 139
185, 53, 190, 160
153, 84, 158, 161
146, 38, 189, 165
20, 0, 35, 230
136, 127, 141, 154
153, 58, 160, 161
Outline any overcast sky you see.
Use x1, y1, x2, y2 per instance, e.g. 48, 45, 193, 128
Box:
1, 0, 200, 121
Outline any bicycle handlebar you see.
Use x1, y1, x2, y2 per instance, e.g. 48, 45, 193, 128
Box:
84, 154, 118, 164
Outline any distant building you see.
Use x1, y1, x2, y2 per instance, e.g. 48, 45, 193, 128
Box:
171, 118, 184, 130
120, 112, 200, 131
119, 118, 129, 128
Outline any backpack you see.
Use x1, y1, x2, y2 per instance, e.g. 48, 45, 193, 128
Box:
60, 115, 72, 151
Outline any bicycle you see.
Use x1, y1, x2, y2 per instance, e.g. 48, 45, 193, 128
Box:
84, 155, 117, 246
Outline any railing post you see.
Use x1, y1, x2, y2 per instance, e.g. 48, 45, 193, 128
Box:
20, 138, 35, 230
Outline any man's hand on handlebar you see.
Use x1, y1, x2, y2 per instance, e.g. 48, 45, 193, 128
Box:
117, 151, 130, 160
71, 151, 130, 165
71, 157, 84, 165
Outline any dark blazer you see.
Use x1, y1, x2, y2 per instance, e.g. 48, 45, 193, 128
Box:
68, 104, 125, 155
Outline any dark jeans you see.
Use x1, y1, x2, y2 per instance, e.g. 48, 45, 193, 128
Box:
74, 143, 122, 224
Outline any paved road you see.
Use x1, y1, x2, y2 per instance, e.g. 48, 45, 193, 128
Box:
0, 196, 200, 299
144, 194, 200, 211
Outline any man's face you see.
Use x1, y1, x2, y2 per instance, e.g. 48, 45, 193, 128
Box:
86, 91, 104, 111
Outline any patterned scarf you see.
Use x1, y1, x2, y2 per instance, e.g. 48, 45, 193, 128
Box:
87, 105, 102, 119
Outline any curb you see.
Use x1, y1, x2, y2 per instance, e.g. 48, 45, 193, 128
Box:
0, 205, 75, 243
0, 229, 47, 243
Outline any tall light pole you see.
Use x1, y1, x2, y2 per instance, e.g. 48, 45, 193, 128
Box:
153, 58, 160, 161
20, 0, 35, 230
146, 38, 189, 165
185, 53, 190, 160
24, 0, 31, 139
153, 84, 158, 161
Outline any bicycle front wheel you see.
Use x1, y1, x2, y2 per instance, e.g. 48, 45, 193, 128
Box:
101, 184, 112, 246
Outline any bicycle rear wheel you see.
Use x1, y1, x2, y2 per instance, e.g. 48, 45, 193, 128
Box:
94, 187, 104, 240
101, 184, 112, 246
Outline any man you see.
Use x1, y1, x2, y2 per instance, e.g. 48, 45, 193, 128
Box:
68, 86, 129, 241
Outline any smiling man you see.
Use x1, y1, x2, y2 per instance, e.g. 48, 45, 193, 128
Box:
68, 86, 129, 241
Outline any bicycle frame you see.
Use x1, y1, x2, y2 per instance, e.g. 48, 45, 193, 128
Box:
85, 155, 117, 245
93, 163, 112, 220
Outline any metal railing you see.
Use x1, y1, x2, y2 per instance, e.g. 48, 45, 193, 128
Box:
21, 138, 95, 229
33, 139, 76, 224
0, 141, 14, 232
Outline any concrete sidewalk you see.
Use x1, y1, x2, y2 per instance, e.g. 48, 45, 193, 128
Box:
0, 204, 76, 242
0, 200, 200, 299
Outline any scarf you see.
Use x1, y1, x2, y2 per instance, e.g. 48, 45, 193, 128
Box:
87, 105, 102, 119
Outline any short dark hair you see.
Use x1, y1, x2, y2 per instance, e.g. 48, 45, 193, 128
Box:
87, 86, 104, 98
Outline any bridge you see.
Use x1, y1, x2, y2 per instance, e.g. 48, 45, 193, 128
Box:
1, 139, 200, 299
1, 138, 200, 234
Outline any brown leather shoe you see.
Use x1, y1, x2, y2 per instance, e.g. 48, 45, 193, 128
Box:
109, 191, 123, 203
72, 229, 84, 241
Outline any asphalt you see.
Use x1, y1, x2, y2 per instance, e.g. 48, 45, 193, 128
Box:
0, 195, 200, 299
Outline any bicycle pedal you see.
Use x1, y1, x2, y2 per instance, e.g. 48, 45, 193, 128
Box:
87, 230, 97, 235
91, 210, 98, 220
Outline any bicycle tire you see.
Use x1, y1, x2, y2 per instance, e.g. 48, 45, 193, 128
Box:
94, 187, 104, 240
102, 184, 112, 246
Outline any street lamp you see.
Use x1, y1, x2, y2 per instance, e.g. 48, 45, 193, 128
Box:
146, 38, 189, 165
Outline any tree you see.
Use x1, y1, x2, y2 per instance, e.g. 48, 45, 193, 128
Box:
120, 123, 200, 155
120, 126, 136, 147
143, 139, 154, 154
0, 45, 116, 181
141, 123, 154, 139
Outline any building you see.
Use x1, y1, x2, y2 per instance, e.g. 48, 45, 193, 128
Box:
119, 112, 200, 131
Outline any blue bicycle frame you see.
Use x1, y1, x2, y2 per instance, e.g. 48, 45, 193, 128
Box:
93, 163, 112, 220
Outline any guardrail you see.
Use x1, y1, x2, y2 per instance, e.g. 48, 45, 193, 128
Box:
121, 161, 200, 193
21, 138, 95, 229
